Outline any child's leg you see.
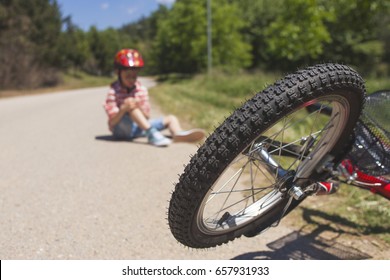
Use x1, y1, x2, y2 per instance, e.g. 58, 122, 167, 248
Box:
129, 108, 152, 131
163, 114, 183, 135
130, 109, 171, 146
162, 114, 205, 143
113, 108, 151, 139
112, 114, 134, 140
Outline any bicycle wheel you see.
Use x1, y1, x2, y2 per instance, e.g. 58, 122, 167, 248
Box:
168, 63, 365, 248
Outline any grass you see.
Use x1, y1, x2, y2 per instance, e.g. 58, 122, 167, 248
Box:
150, 70, 390, 245
150, 70, 390, 132
366, 76, 390, 93
149, 70, 279, 131
61, 70, 114, 89
285, 185, 390, 245
337, 186, 390, 243
0, 70, 114, 98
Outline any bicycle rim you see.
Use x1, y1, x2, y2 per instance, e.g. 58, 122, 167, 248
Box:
196, 95, 350, 235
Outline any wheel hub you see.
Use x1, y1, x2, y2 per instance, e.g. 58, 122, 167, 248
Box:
276, 171, 296, 193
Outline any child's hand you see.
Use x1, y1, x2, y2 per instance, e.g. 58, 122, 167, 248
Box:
121, 97, 140, 111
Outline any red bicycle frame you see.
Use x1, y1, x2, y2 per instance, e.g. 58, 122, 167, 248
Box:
338, 159, 390, 200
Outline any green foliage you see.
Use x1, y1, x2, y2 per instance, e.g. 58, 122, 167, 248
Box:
237, 0, 390, 71
320, 0, 390, 73
238, 0, 334, 69
150, 70, 278, 131
0, 0, 63, 88
207, 2, 252, 70
152, 1, 206, 73
87, 27, 126, 75
119, 5, 171, 75
264, 0, 333, 61
153, 0, 251, 73
59, 19, 91, 70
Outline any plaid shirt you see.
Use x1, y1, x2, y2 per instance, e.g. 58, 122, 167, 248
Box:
103, 80, 151, 131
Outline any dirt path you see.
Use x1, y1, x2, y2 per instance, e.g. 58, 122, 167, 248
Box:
0, 78, 388, 260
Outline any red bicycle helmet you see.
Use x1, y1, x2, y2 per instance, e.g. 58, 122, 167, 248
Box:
114, 49, 144, 69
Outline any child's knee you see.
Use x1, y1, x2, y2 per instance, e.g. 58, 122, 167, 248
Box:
165, 114, 178, 124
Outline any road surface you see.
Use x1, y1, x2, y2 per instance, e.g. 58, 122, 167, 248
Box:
0, 78, 388, 260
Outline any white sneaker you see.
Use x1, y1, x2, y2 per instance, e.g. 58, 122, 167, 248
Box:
147, 128, 172, 147
173, 129, 205, 143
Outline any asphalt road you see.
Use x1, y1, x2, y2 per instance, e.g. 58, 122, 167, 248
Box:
0, 78, 388, 260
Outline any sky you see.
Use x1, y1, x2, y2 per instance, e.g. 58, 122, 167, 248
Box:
57, 0, 176, 30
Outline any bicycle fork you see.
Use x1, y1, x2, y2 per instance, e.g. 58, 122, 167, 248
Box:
254, 143, 338, 200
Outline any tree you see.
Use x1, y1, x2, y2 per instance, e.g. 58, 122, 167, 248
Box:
58, 16, 91, 71
320, 0, 390, 74
0, 0, 63, 88
86, 27, 129, 75
262, 0, 333, 68
153, 0, 251, 74
237, 0, 390, 72
120, 5, 171, 75
22, 0, 62, 67
237, 0, 285, 69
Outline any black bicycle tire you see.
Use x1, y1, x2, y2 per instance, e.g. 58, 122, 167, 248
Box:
168, 63, 366, 248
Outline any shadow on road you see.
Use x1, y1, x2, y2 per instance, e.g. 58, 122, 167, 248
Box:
95, 134, 173, 144
231, 207, 389, 260
95, 135, 117, 141
95, 135, 150, 145
232, 229, 371, 260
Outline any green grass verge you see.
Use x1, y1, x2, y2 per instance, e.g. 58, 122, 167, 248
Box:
61, 70, 114, 89
0, 70, 114, 98
149, 71, 279, 131
151, 71, 390, 131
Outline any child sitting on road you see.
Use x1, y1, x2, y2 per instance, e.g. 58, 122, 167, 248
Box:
103, 48, 205, 147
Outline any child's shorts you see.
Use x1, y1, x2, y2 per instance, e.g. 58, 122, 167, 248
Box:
113, 114, 165, 140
